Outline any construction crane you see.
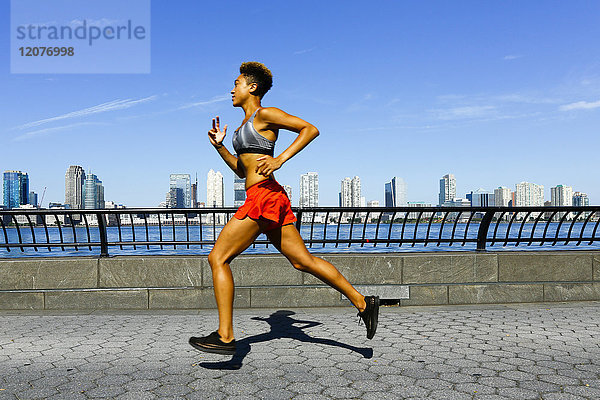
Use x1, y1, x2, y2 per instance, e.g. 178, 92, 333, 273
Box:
38, 187, 46, 209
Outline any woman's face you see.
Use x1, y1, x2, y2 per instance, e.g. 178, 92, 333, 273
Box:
231, 74, 257, 107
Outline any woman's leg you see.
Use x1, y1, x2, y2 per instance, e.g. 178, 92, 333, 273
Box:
208, 216, 268, 341
265, 224, 367, 312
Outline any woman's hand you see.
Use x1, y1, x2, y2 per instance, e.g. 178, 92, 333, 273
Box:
255, 155, 283, 176
208, 116, 227, 147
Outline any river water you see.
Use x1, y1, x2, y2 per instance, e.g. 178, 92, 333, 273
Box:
1, 222, 599, 258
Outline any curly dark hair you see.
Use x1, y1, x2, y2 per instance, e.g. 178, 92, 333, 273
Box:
240, 62, 273, 99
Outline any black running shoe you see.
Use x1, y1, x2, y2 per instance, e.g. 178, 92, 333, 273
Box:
357, 295, 380, 339
189, 331, 236, 355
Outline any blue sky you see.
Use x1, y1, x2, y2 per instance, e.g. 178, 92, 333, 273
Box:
2, 0, 599, 207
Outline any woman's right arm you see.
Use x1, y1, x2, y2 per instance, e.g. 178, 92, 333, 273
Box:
208, 116, 245, 178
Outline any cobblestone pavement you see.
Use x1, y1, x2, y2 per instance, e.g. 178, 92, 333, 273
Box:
1, 301, 599, 399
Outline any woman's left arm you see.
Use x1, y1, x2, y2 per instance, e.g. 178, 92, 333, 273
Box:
255, 107, 320, 176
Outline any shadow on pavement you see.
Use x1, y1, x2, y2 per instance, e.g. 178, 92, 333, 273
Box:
198, 310, 373, 370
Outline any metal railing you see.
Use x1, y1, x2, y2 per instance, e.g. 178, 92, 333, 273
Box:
1, 206, 599, 257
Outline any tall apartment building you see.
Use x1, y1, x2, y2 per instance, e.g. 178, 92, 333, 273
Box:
384, 177, 407, 207
551, 185, 573, 206
340, 176, 362, 206
573, 192, 589, 207
340, 177, 352, 207
299, 172, 319, 207
170, 174, 191, 208
83, 172, 104, 209
3, 170, 29, 209
65, 165, 85, 209
573, 192, 591, 220
494, 186, 512, 207
207, 169, 225, 224
515, 182, 544, 220
234, 176, 246, 207
516, 182, 544, 206
439, 174, 456, 206
551, 184, 574, 221
282, 185, 292, 203
207, 169, 224, 207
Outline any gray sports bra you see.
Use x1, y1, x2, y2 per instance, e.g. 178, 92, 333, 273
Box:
232, 108, 276, 156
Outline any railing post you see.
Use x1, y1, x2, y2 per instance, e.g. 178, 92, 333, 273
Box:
476, 211, 494, 251
295, 209, 303, 231
96, 211, 109, 257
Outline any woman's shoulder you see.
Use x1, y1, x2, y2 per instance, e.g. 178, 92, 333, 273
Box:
255, 106, 289, 123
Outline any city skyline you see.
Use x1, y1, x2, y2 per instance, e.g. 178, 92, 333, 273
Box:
2, 2, 599, 208
2, 167, 594, 209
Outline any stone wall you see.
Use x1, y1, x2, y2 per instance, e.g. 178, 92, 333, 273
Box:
0, 251, 599, 310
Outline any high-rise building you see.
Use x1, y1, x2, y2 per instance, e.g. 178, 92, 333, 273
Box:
573, 192, 589, 207
551, 185, 573, 206
384, 177, 407, 207
170, 174, 191, 208
515, 182, 544, 206
282, 185, 292, 202
207, 169, 225, 224
191, 174, 198, 208
573, 192, 591, 220
340, 177, 352, 207
166, 187, 185, 208
28, 191, 38, 207
83, 172, 105, 209
65, 165, 85, 209
439, 174, 456, 206
234, 176, 246, 207
551, 184, 574, 221
3, 171, 29, 209
340, 176, 362, 207
299, 172, 319, 207
367, 200, 380, 207
352, 177, 361, 207
494, 186, 512, 207
207, 169, 224, 207
469, 188, 495, 207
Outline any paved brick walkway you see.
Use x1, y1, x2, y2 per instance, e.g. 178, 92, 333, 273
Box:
1, 302, 599, 399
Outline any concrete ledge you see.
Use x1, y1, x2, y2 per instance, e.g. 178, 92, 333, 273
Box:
449, 284, 544, 304
543, 283, 600, 302
498, 253, 593, 282
353, 285, 409, 299
403, 254, 497, 284
0, 258, 98, 290
250, 287, 347, 308
0, 292, 44, 310
45, 290, 148, 310
401, 286, 448, 306
1, 250, 599, 310
204, 255, 302, 287
100, 257, 203, 288
303, 255, 402, 285
148, 288, 250, 309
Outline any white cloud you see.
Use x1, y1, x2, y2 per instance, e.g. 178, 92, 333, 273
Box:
177, 95, 229, 110
559, 100, 600, 111
15, 95, 158, 130
293, 47, 316, 55
504, 54, 522, 60
432, 105, 496, 120
13, 122, 109, 141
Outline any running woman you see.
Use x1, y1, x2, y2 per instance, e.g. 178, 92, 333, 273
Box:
189, 62, 379, 355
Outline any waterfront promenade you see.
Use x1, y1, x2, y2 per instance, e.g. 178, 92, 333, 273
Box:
1, 301, 599, 399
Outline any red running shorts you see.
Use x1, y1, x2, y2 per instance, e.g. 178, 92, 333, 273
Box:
233, 178, 297, 231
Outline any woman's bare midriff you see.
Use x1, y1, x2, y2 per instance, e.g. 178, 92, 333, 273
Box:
238, 153, 275, 189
